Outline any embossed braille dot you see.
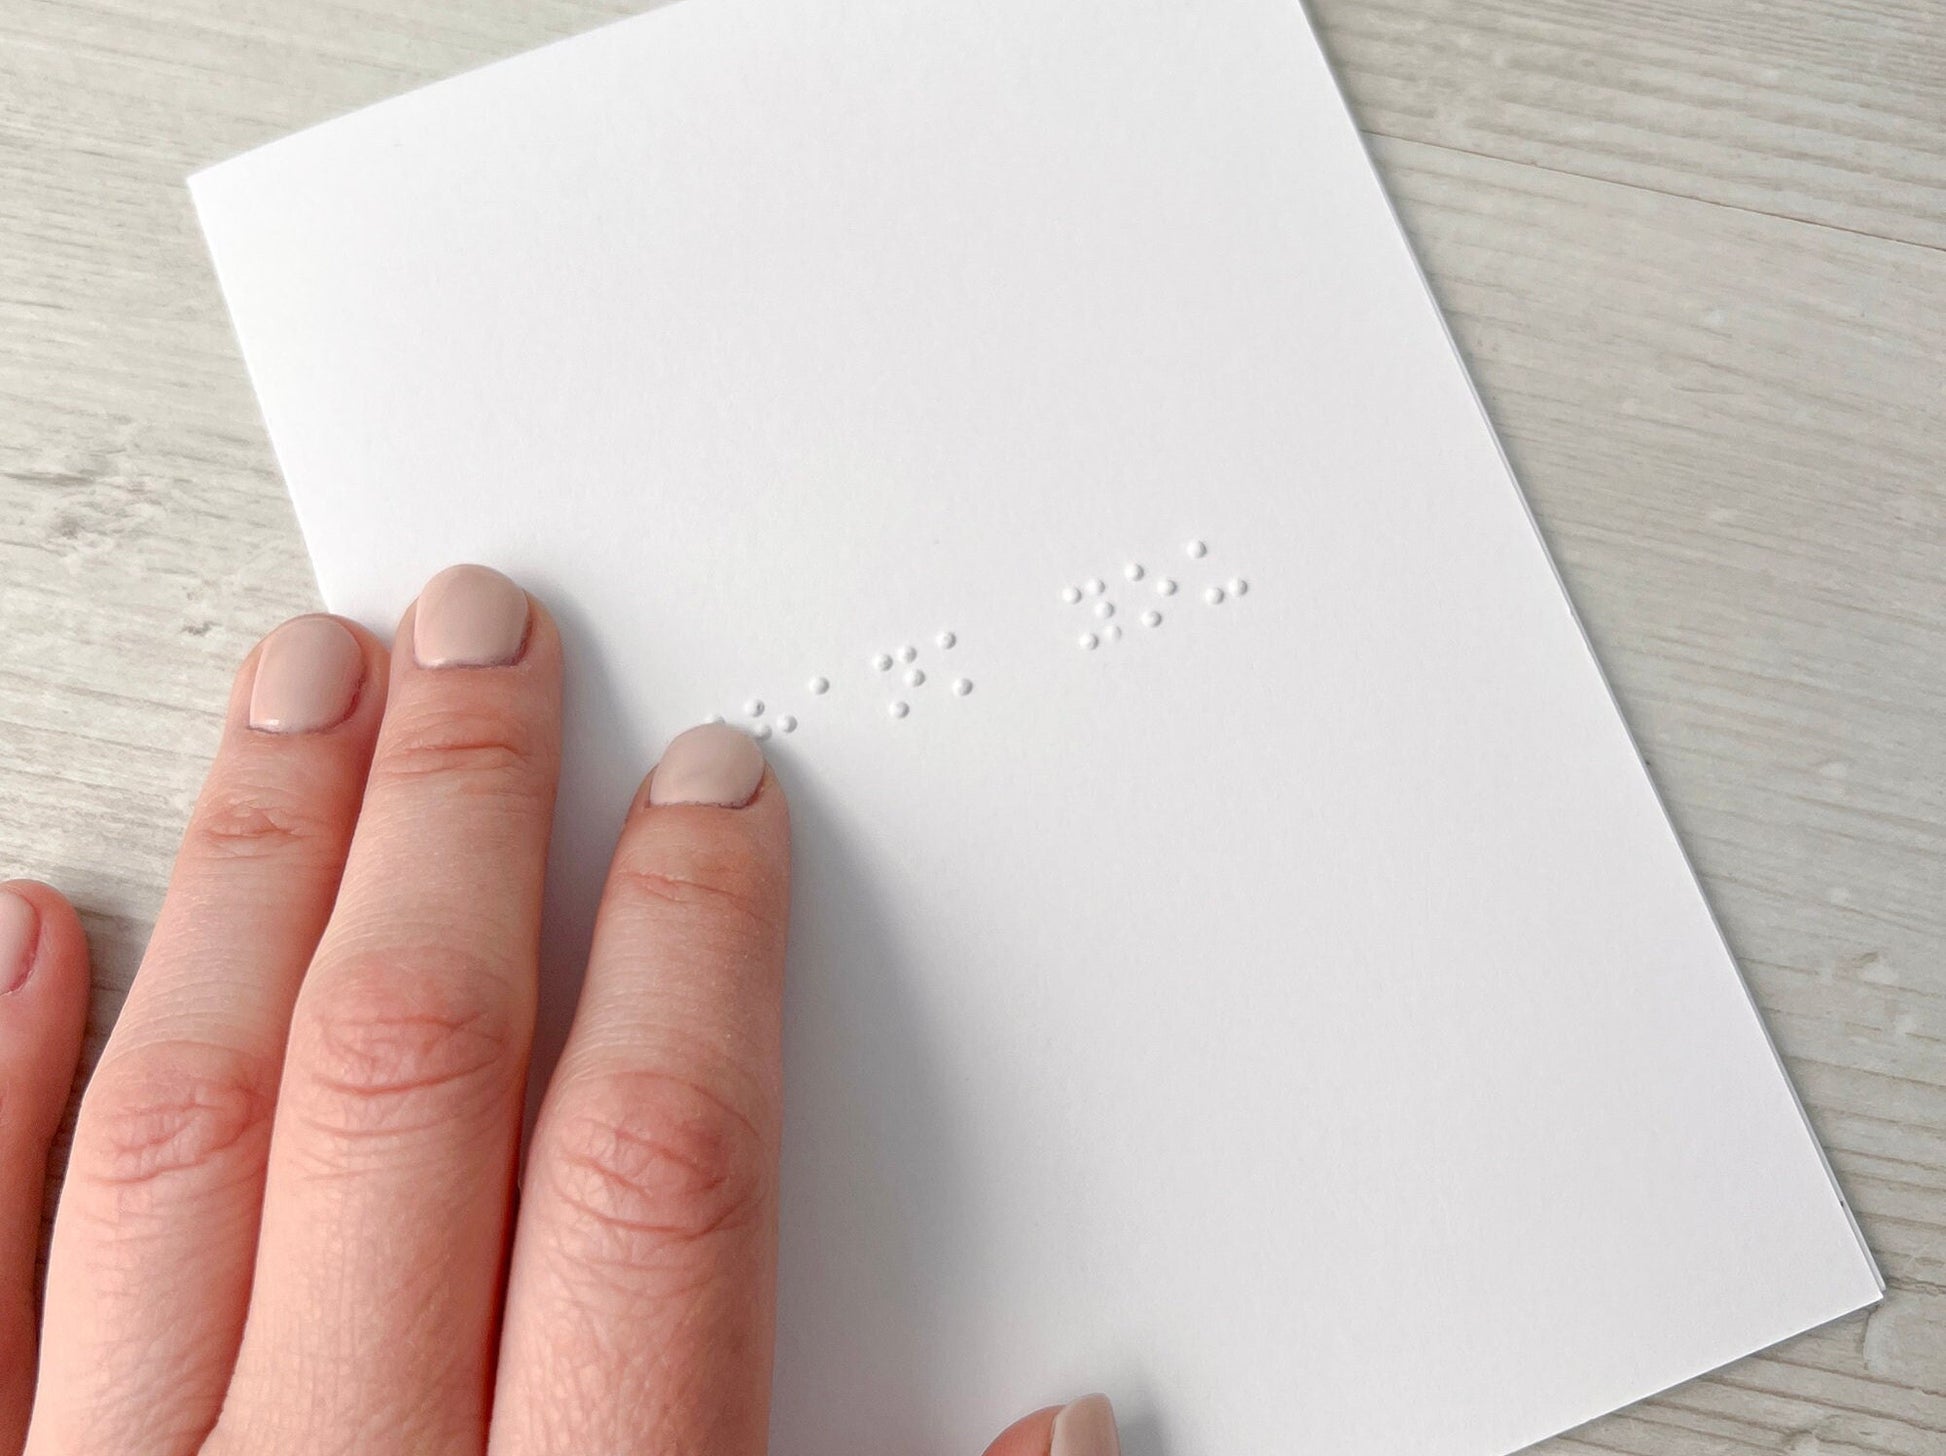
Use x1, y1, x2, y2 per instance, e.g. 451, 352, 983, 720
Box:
808, 676, 830, 695
707, 713, 725, 724
906, 668, 926, 687
1142, 609, 1162, 627
937, 631, 956, 649
952, 678, 973, 696
889, 701, 910, 719
1156, 578, 1177, 596
778, 714, 797, 734
873, 653, 893, 672
1229, 578, 1249, 597
1125, 563, 1145, 581
1106, 623, 1123, 642
1061, 586, 1082, 605
1086, 578, 1106, 596
1205, 585, 1226, 605
1186, 540, 1208, 559
744, 698, 765, 717
754, 722, 773, 741
1079, 632, 1099, 650
899, 645, 917, 664
1094, 600, 1115, 620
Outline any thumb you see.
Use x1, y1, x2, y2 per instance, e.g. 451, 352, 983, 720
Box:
982, 1395, 1121, 1456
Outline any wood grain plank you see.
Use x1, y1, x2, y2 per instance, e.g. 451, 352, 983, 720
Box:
11, 0, 1944, 248
1311, 0, 1946, 249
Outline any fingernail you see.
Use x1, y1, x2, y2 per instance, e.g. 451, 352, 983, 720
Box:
248, 616, 365, 733
413, 565, 530, 668
1051, 1395, 1120, 1456
648, 723, 766, 808
0, 889, 39, 996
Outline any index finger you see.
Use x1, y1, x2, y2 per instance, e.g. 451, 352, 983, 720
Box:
490, 724, 789, 1456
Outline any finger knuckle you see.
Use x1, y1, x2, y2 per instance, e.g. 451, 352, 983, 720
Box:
75, 1041, 275, 1197
545, 1067, 771, 1268
372, 701, 545, 796
291, 949, 517, 1139
610, 847, 780, 940
185, 784, 334, 862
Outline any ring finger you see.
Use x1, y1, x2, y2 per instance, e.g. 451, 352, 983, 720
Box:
30, 614, 386, 1456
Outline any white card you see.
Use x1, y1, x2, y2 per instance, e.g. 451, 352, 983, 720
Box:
189, 1, 1881, 1450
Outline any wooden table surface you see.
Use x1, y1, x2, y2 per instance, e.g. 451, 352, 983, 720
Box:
2, 2, 1941, 1450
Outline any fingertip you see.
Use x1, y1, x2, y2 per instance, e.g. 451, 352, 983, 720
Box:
401, 564, 560, 674
619, 727, 790, 908
980, 1405, 1061, 1456
1051, 1394, 1121, 1456
983, 1395, 1121, 1456
0, 881, 91, 1109
645, 723, 768, 809
230, 613, 391, 736
0, 880, 90, 1020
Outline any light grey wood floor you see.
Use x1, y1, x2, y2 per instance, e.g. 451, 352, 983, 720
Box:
2, 1, 1941, 1450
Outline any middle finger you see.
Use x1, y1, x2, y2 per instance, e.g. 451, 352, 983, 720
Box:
210, 566, 561, 1455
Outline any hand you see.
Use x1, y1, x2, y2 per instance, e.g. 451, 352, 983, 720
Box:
0, 566, 1119, 1456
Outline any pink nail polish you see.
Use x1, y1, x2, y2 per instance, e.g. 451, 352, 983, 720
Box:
0, 889, 39, 996
413, 565, 530, 668
248, 616, 365, 733
1050, 1395, 1120, 1456
648, 723, 766, 808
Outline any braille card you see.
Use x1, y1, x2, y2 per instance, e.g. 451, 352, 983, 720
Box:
189, 0, 1881, 1450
